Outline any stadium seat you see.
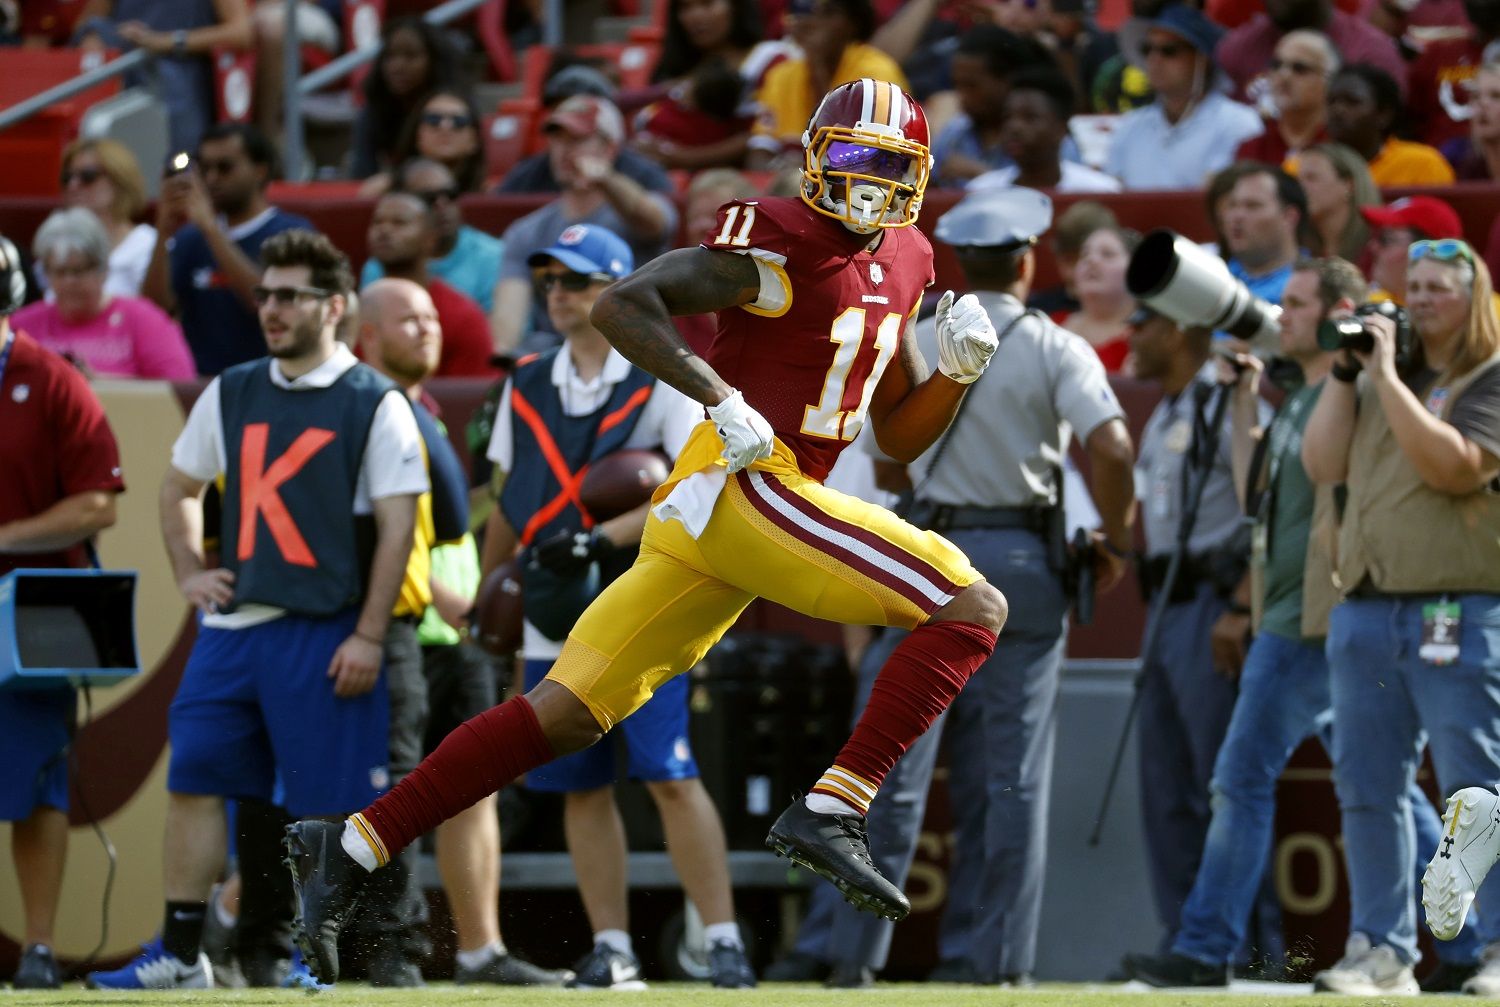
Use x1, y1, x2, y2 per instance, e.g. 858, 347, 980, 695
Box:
475, 0, 517, 82
0, 49, 122, 196
483, 97, 543, 180
521, 41, 663, 103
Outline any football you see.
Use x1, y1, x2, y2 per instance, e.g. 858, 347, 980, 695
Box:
579, 449, 672, 521
473, 558, 524, 655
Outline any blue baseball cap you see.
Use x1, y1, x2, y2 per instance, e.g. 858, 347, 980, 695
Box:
526, 223, 634, 279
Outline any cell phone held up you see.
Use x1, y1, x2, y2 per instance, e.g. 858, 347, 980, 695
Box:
164, 151, 193, 178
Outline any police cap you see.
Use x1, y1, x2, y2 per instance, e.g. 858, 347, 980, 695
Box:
933, 186, 1054, 253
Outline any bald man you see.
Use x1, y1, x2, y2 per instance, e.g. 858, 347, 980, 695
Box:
356, 278, 568, 986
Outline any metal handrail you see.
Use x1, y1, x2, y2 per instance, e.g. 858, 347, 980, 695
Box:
0, 49, 147, 134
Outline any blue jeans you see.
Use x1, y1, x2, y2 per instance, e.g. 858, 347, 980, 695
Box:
1329, 594, 1500, 963
1174, 631, 1331, 964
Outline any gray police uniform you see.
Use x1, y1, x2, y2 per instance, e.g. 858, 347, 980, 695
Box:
1134, 361, 1261, 939
809, 188, 1127, 982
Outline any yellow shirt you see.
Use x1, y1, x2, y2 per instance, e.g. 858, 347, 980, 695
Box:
751, 44, 909, 151
392, 436, 436, 619
1368, 137, 1456, 188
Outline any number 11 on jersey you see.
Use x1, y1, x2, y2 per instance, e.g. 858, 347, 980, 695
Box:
802, 308, 902, 442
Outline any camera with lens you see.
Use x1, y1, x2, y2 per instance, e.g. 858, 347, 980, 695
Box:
1126, 229, 1282, 349
1316, 300, 1412, 358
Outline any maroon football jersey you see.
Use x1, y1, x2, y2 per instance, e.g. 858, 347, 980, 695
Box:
699, 197, 934, 481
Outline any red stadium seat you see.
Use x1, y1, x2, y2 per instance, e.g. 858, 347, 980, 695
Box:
483, 98, 543, 180
521, 41, 663, 103
0, 49, 122, 196
475, 0, 517, 82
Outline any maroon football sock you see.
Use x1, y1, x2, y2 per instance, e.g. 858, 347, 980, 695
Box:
358, 696, 554, 860
821, 621, 996, 798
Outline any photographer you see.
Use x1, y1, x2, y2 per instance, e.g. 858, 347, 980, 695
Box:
1303, 239, 1500, 997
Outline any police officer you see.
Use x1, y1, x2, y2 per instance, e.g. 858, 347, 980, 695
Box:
1128, 299, 1269, 946
811, 187, 1138, 985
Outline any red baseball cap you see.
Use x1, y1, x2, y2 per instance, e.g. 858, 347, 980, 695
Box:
543, 95, 625, 145
1359, 196, 1463, 240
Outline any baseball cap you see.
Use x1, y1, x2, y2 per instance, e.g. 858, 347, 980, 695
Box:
1359, 195, 1463, 239
526, 223, 634, 279
542, 64, 617, 107
543, 95, 625, 145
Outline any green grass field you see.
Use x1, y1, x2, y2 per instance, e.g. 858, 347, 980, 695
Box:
0, 983, 1413, 1006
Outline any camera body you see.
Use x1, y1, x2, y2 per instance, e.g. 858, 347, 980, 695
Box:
1316, 301, 1414, 368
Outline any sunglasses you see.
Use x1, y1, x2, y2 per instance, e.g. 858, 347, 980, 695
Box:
61, 166, 105, 186
252, 285, 333, 306
534, 271, 605, 293
1409, 238, 1475, 265
1269, 57, 1322, 76
1141, 41, 1190, 58
413, 185, 460, 205
421, 111, 474, 130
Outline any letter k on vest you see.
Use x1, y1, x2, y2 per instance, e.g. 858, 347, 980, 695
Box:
238, 424, 336, 566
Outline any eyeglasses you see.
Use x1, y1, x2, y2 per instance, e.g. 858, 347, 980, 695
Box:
412, 185, 460, 206
1409, 238, 1476, 266
251, 285, 334, 306
1141, 41, 1190, 58
534, 271, 604, 293
421, 111, 474, 130
61, 166, 105, 186
1268, 57, 1323, 76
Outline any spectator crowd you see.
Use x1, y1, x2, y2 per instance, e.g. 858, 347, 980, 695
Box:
7, 0, 1500, 994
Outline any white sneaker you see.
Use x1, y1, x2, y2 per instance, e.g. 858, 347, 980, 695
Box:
1423, 786, 1500, 942
1311, 933, 1418, 996
1462, 944, 1500, 997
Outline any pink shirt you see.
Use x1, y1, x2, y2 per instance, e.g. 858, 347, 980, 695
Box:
10, 296, 196, 380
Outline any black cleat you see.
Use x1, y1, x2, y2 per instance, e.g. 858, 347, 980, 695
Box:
1123, 951, 1228, 988
456, 951, 572, 986
283, 820, 372, 985
766, 798, 910, 922
12, 943, 60, 990
708, 941, 757, 988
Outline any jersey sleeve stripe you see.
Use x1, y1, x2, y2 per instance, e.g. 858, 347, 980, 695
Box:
742, 258, 793, 319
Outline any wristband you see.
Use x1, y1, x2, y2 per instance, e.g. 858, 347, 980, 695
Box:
1331, 360, 1361, 383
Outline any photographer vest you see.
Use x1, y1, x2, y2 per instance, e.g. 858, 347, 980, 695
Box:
1338, 354, 1500, 596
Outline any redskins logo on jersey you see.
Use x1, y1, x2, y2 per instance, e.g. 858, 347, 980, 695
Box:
800, 78, 932, 234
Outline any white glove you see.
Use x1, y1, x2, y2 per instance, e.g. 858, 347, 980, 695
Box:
935, 290, 998, 384
707, 389, 775, 473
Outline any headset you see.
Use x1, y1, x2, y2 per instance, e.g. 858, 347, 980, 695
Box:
0, 235, 24, 316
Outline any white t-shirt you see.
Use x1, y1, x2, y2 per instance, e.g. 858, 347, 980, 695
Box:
486, 346, 704, 660
171, 343, 429, 628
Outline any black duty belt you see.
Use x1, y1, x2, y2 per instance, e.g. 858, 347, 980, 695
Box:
908, 501, 1050, 534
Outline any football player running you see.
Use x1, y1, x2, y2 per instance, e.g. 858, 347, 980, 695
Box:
285, 78, 1006, 983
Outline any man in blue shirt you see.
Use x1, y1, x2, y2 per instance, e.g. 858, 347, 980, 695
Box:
360, 159, 505, 314
143, 123, 312, 375
1221, 163, 1307, 354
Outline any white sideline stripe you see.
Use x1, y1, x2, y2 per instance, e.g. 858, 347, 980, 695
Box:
746, 471, 955, 608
